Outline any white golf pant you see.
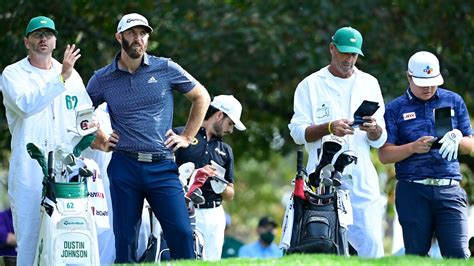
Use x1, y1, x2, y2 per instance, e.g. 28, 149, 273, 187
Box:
348, 199, 384, 258
8, 150, 44, 266
195, 205, 226, 260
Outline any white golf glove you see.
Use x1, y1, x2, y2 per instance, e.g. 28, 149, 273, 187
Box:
438, 129, 463, 161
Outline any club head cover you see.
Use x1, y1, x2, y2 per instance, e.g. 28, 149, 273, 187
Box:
73, 134, 97, 157
293, 177, 306, 200
189, 188, 206, 205
333, 150, 358, 172
318, 135, 346, 166
178, 162, 195, 187
308, 171, 319, 189
26, 142, 48, 177
186, 168, 210, 199
311, 135, 345, 189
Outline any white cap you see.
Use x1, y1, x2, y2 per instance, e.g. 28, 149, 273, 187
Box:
117, 13, 153, 34
408, 51, 444, 87
211, 95, 246, 131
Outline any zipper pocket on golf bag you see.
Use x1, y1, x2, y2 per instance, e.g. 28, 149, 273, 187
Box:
289, 209, 338, 254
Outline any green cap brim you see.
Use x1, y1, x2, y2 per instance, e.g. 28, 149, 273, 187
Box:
334, 45, 364, 56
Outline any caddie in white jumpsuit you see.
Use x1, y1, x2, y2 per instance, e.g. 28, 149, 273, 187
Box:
1, 16, 93, 265
288, 27, 387, 258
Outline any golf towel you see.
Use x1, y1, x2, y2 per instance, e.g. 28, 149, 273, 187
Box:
280, 195, 294, 250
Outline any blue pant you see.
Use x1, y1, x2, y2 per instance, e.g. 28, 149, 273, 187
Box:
108, 152, 194, 262
396, 180, 470, 259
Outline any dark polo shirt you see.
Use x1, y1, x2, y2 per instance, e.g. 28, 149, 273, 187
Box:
174, 126, 235, 202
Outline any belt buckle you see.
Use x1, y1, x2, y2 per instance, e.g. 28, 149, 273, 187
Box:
137, 153, 153, 162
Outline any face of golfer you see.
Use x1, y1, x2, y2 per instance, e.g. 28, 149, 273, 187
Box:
118, 26, 149, 59
407, 73, 438, 101
212, 112, 234, 138
24, 29, 57, 56
329, 43, 358, 78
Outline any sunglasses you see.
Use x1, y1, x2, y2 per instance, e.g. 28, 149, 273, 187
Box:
29, 31, 55, 39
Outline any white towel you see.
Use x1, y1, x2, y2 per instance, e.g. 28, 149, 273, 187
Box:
279, 195, 295, 250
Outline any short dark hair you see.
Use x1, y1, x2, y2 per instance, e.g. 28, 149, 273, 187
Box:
258, 216, 277, 228
204, 105, 228, 120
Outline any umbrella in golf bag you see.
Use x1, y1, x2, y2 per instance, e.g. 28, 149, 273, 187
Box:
290, 150, 307, 248
27, 143, 56, 216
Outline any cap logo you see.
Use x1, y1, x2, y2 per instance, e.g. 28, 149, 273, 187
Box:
126, 18, 146, 24
423, 65, 433, 75
350, 38, 356, 42
219, 105, 231, 112
40, 20, 47, 24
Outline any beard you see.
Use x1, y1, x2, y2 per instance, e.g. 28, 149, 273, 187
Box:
212, 119, 225, 138
337, 61, 354, 75
122, 37, 146, 59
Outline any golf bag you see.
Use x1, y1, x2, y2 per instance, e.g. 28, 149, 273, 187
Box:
284, 137, 356, 256
28, 143, 101, 266
287, 190, 347, 255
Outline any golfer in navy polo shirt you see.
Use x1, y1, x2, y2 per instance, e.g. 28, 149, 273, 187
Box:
87, 13, 210, 262
379, 51, 473, 259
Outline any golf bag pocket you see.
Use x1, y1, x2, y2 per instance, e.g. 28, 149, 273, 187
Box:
306, 216, 330, 239
289, 208, 338, 254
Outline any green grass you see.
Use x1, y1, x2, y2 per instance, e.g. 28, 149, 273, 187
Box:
118, 254, 474, 266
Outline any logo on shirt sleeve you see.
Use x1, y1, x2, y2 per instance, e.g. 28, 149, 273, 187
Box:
403, 112, 416, 120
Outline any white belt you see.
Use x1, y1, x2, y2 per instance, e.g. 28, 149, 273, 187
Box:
411, 178, 459, 186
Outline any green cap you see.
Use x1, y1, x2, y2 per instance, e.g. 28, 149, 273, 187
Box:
25, 16, 58, 37
331, 26, 364, 56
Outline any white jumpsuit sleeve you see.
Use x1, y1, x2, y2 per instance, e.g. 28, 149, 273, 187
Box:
2, 64, 65, 118
366, 79, 387, 148
289, 79, 312, 145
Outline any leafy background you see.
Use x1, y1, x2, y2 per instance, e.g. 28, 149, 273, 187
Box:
1, 0, 473, 254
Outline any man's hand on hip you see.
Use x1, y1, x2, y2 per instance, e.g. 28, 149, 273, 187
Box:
165, 129, 192, 152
